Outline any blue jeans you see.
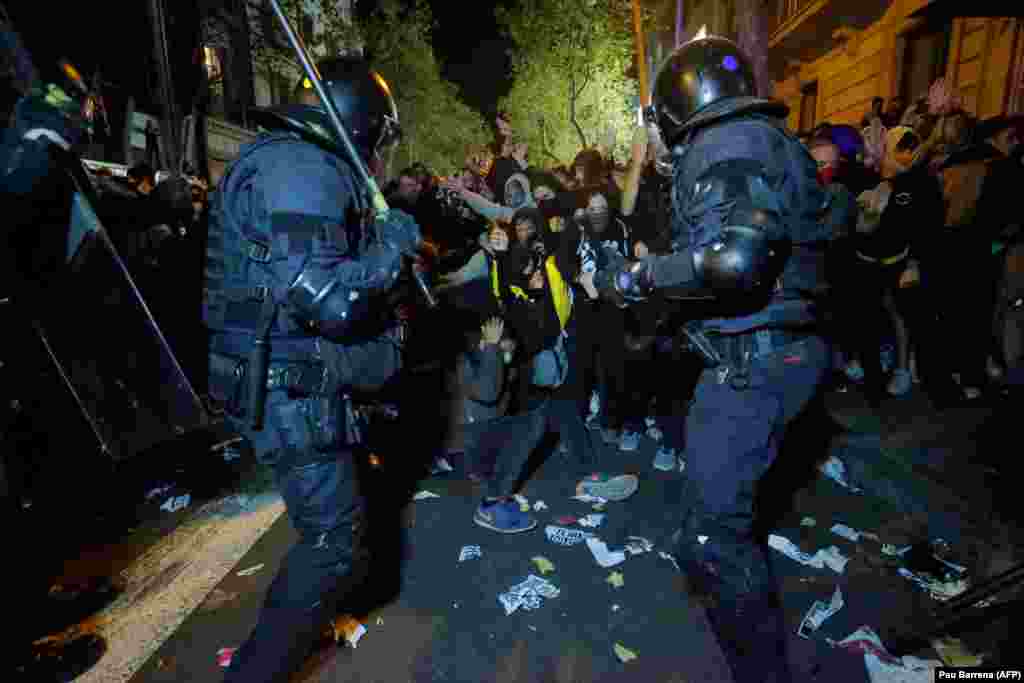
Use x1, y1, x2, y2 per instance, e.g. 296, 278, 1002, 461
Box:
677, 334, 829, 683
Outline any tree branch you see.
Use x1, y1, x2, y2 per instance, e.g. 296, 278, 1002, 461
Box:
537, 116, 561, 163
569, 74, 588, 149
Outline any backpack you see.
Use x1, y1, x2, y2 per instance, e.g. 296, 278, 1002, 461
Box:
531, 330, 569, 388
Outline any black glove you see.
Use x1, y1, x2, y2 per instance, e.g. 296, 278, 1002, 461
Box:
593, 246, 654, 307
377, 207, 422, 257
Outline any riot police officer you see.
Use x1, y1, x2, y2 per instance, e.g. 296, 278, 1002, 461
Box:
202, 58, 419, 683
595, 36, 833, 682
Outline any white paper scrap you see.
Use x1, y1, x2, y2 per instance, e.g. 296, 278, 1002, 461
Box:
625, 536, 654, 555
819, 456, 863, 493
577, 513, 606, 528
572, 494, 608, 505
459, 545, 481, 562
585, 537, 626, 568
768, 534, 848, 574
831, 524, 861, 542
545, 525, 593, 546
413, 490, 440, 500
658, 551, 681, 572
533, 500, 548, 511
798, 587, 844, 638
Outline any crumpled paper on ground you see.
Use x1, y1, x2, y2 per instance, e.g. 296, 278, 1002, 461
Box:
613, 642, 638, 662
897, 568, 968, 601
459, 545, 481, 562
577, 513, 605, 528
498, 574, 560, 615
769, 534, 849, 573
831, 524, 879, 542
829, 626, 941, 683
625, 536, 654, 555
798, 586, 844, 638
531, 556, 555, 575
545, 525, 593, 546
819, 456, 863, 493
413, 490, 440, 500
513, 494, 530, 512
658, 551, 681, 572
586, 537, 626, 568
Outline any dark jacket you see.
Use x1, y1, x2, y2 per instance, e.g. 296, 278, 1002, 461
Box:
854, 165, 944, 262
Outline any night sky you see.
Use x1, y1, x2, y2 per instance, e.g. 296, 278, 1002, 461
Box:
7, 1, 512, 118
426, 0, 514, 117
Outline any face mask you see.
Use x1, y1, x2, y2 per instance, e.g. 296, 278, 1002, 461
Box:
587, 209, 610, 233
817, 167, 837, 186
503, 350, 514, 364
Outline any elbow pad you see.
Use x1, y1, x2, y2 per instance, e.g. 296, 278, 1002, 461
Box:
691, 225, 790, 296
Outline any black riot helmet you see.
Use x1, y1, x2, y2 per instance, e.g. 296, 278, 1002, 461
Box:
250, 58, 401, 162
649, 36, 758, 147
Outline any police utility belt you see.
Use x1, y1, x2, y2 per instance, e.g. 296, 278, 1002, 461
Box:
679, 323, 808, 390
209, 352, 332, 404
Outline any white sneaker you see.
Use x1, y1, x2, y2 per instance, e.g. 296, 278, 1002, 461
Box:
653, 447, 677, 471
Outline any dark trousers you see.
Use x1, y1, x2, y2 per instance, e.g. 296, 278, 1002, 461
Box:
224, 396, 360, 683
676, 333, 829, 683
472, 395, 598, 500
572, 301, 627, 429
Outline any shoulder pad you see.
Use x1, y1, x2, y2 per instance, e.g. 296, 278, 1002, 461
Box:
686, 158, 785, 237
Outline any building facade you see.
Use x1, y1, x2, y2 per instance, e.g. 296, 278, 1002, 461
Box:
770, 0, 1024, 132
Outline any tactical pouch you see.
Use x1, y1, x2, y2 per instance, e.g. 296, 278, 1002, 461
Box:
268, 394, 348, 455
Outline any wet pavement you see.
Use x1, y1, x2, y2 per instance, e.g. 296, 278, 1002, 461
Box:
114, 379, 1020, 683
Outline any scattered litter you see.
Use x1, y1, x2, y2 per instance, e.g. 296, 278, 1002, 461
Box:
614, 642, 638, 663
624, 536, 654, 555
897, 569, 968, 601
331, 616, 367, 648
376, 616, 384, 626
236, 563, 265, 577
413, 490, 440, 500
606, 571, 624, 588
217, 647, 237, 668
555, 515, 578, 525
430, 456, 454, 475
768, 534, 849, 573
577, 513, 605, 528
882, 544, 911, 557
612, 604, 621, 612
798, 587, 844, 639
831, 524, 863, 542
585, 537, 626, 568
514, 494, 530, 512
533, 500, 548, 511
819, 456, 863, 493
973, 598, 994, 609
572, 494, 608, 505
160, 494, 191, 513
658, 551, 681, 572
930, 637, 984, 667
498, 574, 560, 615
831, 627, 942, 683
459, 545, 482, 562
697, 535, 709, 545
801, 517, 816, 527
145, 484, 173, 500
528, 625, 537, 632
592, 503, 606, 512
531, 556, 555, 575
545, 525, 593, 546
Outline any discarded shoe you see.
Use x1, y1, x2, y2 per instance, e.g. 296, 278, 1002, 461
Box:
575, 473, 639, 502
474, 499, 537, 534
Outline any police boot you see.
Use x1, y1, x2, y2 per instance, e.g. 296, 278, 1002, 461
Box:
11, 634, 107, 681
676, 519, 792, 683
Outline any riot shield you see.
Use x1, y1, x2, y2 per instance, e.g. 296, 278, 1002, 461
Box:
28, 161, 209, 462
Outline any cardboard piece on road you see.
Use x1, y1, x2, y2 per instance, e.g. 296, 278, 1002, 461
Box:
606, 571, 624, 588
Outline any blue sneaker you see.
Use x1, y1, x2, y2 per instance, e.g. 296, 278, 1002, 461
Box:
474, 499, 537, 534
619, 430, 641, 452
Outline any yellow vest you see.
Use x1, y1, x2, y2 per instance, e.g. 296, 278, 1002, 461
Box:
505, 256, 572, 331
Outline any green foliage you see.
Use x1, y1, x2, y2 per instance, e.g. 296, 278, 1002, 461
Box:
247, 0, 487, 173
496, 0, 644, 166
358, 0, 489, 173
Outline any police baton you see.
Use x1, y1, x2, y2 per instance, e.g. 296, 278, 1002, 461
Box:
265, 0, 436, 311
